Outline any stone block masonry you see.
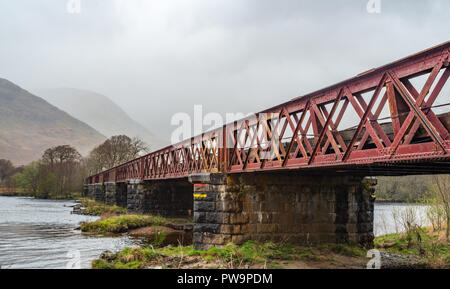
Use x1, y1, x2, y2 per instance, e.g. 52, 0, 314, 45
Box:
86, 184, 95, 199
126, 180, 145, 214
83, 185, 89, 198
127, 179, 193, 218
104, 182, 116, 206
88, 179, 193, 218
87, 183, 105, 202
189, 172, 375, 250
85, 171, 375, 250
103, 182, 127, 208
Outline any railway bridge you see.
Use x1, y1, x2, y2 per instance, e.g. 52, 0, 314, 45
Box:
85, 42, 450, 249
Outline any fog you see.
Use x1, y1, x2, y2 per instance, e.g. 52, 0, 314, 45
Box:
0, 0, 449, 141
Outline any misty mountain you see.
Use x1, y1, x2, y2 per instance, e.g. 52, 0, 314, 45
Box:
38, 88, 165, 150
0, 78, 106, 165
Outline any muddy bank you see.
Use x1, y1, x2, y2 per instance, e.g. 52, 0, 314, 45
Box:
128, 224, 193, 246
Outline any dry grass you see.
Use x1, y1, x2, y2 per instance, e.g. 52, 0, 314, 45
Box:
92, 241, 369, 269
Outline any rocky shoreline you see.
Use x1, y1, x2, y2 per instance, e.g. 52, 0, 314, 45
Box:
379, 252, 430, 269
71, 203, 98, 216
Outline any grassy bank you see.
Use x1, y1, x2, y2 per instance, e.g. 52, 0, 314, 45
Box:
79, 203, 194, 247
0, 190, 82, 200
78, 198, 127, 216
81, 214, 168, 233
375, 227, 450, 267
79, 204, 191, 234
0, 191, 32, 197
92, 241, 368, 269
45, 192, 83, 200
91, 227, 450, 269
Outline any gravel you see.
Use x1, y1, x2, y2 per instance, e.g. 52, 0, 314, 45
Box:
379, 252, 429, 269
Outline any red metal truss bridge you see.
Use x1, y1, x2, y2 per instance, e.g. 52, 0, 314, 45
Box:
86, 41, 450, 184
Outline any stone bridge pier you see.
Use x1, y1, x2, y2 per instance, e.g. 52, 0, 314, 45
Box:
104, 182, 127, 208
84, 172, 375, 250
126, 179, 193, 218
85, 183, 106, 202
84, 179, 194, 219
188, 172, 376, 250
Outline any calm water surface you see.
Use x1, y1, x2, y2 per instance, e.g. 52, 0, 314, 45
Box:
0, 196, 143, 269
373, 202, 429, 236
0, 196, 430, 268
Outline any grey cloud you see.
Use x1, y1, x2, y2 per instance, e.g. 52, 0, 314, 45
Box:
0, 0, 448, 141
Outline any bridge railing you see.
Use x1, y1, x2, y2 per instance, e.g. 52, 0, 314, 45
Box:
86, 41, 450, 184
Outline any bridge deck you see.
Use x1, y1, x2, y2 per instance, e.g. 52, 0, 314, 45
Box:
86, 41, 450, 184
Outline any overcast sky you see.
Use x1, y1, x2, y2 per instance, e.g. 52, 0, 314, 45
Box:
0, 0, 449, 141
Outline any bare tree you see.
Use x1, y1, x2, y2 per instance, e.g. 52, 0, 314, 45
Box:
42, 145, 81, 168
431, 175, 450, 240
0, 159, 14, 185
88, 135, 149, 173
377, 175, 431, 202
42, 145, 82, 196
425, 198, 445, 232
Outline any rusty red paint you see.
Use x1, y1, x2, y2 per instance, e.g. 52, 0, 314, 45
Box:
86, 41, 450, 184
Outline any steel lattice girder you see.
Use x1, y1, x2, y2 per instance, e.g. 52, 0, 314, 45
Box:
86, 41, 450, 184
